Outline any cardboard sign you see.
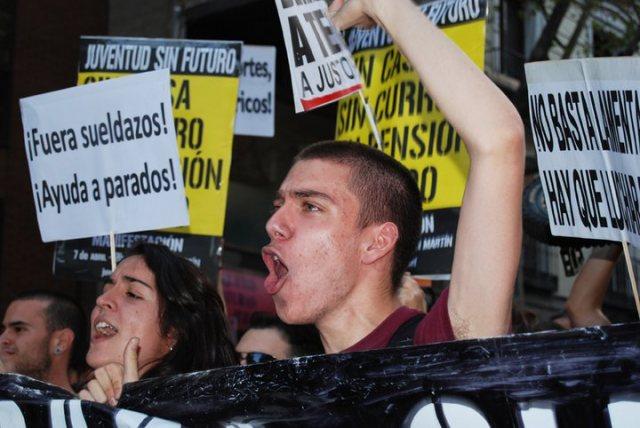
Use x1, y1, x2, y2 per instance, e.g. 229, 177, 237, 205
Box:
525, 57, 640, 248
335, 0, 487, 276
78, 36, 241, 237
19, 70, 188, 242
235, 45, 276, 137
2, 323, 639, 426
275, 0, 363, 112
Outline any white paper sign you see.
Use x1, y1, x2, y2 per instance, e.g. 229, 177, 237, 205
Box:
20, 69, 189, 242
274, 0, 363, 112
525, 57, 640, 248
235, 45, 276, 137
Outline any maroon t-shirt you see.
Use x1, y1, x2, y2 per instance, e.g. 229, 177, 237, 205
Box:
343, 287, 454, 353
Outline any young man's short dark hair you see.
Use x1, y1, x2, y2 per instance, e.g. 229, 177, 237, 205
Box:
13, 290, 89, 373
295, 141, 422, 288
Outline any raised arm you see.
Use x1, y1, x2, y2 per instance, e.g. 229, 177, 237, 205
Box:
331, 0, 525, 339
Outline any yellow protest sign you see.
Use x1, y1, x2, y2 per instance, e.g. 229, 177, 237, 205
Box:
78, 37, 241, 236
336, 0, 486, 211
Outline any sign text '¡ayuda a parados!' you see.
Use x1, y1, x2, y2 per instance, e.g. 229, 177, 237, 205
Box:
34, 160, 179, 214
25, 103, 170, 161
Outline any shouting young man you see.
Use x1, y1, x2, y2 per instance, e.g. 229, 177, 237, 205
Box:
263, 0, 524, 353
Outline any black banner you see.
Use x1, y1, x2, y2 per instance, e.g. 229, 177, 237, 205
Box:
53, 232, 220, 282
1, 323, 638, 426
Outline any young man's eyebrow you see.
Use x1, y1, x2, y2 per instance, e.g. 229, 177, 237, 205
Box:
8, 321, 30, 328
123, 275, 152, 289
274, 189, 336, 204
292, 189, 334, 201
275, 189, 334, 200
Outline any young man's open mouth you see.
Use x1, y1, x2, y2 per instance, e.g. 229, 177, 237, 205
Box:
262, 248, 289, 295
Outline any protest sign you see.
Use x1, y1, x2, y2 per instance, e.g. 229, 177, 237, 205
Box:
53, 232, 220, 282
235, 45, 276, 137
408, 209, 460, 279
275, 0, 363, 112
2, 323, 639, 426
335, 0, 487, 277
19, 70, 188, 242
78, 36, 241, 237
525, 57, 640, 250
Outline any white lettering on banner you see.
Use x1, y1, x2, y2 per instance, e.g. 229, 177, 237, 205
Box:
68, 399, 89, 428
405, 397, 490, 427
50, 399, 69, 427
347, 0, 482, 51
0, 401, 26, 428
405, 399, 440, 427
235, 45, 277, 137
404, 395, 640, 427
50, 400, 88, 428
608, 394, 640, 428
525, 58, 640, 249
180, 46, 237, 75
84, 44, 151, 71
82, 43, 238, 75
518, 401, 558, 428
275, 0, 363, 112
19, 69, 189, 242
1, 400, 182, 428
421, 213, 435, 234
418, 233, 454, 250
439, 397, 491, 427
91, 234, 185, 253
0, 394, 638, 426
115, 408, 181, 428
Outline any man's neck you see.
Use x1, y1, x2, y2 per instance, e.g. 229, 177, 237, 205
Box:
45, 367, 73, 393
317, 276, 400, 353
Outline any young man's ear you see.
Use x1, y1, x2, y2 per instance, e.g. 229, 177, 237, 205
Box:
361, 222, 399, 265
50, 328, 74, 357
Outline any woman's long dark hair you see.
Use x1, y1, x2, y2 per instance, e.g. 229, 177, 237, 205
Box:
126, 243, 236, 378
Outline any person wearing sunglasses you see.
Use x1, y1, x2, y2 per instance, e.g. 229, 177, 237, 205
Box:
235, 312, 322, 365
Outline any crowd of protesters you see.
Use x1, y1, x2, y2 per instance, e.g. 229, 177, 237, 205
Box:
0, 0, 626, 407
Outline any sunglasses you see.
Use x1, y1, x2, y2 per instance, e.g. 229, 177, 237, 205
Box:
238, 351, 276, 365
236, 352, 276, 364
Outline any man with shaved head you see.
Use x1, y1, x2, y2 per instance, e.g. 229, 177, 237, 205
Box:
263, 0, 524, 352
0, 290, 88, 392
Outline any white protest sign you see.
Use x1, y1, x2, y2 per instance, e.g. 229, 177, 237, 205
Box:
235, 45, 276, 137
525, 57, 640, 248
274, 0, 363, 112
20, 69, 189, 242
